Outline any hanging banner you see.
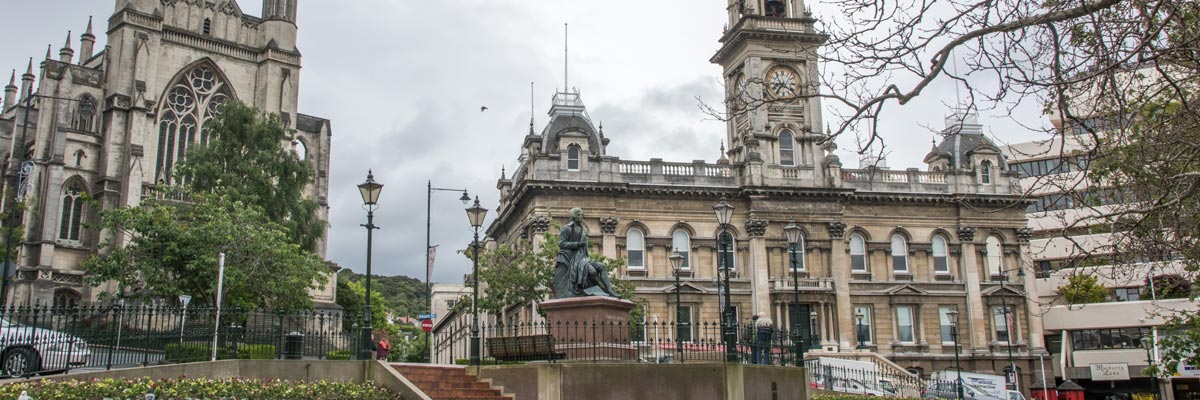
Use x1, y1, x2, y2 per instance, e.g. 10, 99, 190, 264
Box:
427, 245, 438, 278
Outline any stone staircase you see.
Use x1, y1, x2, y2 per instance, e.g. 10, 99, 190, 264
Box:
392, 364, 513, 400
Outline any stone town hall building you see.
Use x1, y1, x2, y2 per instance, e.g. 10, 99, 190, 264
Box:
0, 0, 334, 307
486, 0, 1046, 386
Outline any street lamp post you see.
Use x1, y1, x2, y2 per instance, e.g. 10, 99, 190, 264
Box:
1141, 336, 1159, 400
947, 309, 964, 400
999, 267, 1025, 391
465, 197, 488, 366
784, 222, 804, 364
712, 197, 736, 362
855, 311, 868, 350
425, 181, 470, 362
670, 253, 685, 363
357, 171, 383, 360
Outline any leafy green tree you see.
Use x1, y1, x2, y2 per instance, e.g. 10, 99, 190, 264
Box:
1142, 274, 1193, 300
84, 192, 327, 310
339, 271, 426, 318
175, 101, 323, 251
336, 274, 389, 329
1056, 274, 1110, 305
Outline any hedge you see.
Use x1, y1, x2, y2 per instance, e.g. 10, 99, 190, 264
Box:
326, 349, 353, 360
812, 394, 922, 400
0, 378, 403, 400
164, 343, 276, 362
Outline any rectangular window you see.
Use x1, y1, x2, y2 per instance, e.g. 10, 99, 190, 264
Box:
852, 255, 866, 272
677, 305, 693, 343
1071, 327, 1152, 351
1113, 287, 1141, 302
939, 306, 957, 344
993, 306, 1012, 343
896, 306, 915, 343
854, 305, 873, 344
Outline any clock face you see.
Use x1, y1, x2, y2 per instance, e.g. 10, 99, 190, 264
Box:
734, 74, 750, 103
767, 67, 800, 98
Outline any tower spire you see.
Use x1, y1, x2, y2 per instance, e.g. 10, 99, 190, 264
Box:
60, 31, 75, 63
529, 81, 535, 135
4, 70, 17, 112
21, 58, 34, 101
80, 16, 96, 62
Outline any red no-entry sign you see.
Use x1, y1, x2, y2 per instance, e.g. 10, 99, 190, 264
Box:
421, 319, 433, 332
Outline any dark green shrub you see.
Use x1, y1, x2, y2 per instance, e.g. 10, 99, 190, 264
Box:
326, 349, 353, 360
164, 343, 276, 362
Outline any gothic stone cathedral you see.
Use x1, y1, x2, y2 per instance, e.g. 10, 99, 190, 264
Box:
487, 0, 1045, 385
0, 0, 334, 308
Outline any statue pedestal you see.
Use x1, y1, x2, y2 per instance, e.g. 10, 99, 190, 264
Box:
540, 296, 637, 361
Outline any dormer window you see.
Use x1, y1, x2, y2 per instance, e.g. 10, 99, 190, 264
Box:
980, 160, 993, 184
567, 144, 581, 171
765, 0, 786, 17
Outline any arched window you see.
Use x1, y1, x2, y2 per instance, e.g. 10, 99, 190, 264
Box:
891, 234, 909, 273
779, 130, 795, 166
72, 94, 96, 132
155, 62, 232, 185
292, 139, 308, 161
718, 231, 736, 272
567, 144, 581, 170
74, 150, 86, 167
980, 161, 993, 184
932, 235, 950, 274
54, 290, 81, 308
986, 236, 1004, 277
672, 230, 691, 270
203, 18, 212, 35
626, 228, 645, 269
790, 232, 806, 271
850, 234, 867, 272
765, 0, 787, 17
59, 181, 86, 242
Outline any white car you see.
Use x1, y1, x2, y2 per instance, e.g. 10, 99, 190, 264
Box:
1, 319, 90, 377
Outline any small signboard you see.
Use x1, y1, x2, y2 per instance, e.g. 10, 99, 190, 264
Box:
1090, 363, 1131, 381
419, 313, 436, 320
421, 319, 433, 332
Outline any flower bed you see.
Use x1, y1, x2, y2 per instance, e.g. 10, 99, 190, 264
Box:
0, 378, 403, 400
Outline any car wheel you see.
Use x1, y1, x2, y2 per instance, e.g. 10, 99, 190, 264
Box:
2, 347, 40, 377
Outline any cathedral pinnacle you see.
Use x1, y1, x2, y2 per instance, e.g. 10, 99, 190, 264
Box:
83, 17, 95, 38
6, 70, 14, 88
24, 58, 33, 77
60, 31, 75, 63
44, 45, 52, 61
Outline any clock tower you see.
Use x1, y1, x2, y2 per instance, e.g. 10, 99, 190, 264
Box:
712, 0, 828, 175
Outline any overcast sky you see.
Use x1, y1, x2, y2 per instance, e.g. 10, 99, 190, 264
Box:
0, 1, 1048, 289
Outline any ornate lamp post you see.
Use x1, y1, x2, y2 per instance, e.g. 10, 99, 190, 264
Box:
357, 171, 383, 360
783, 222, 804, 363
855, 311, 869, 350
465, 197, 488, 366
424, 182, 469, 362
712, 197, 736, 362
947, 309, 964, 400
1141, 336, 1159, 400
670, 253, 685, 363
999, 267, 1025, 391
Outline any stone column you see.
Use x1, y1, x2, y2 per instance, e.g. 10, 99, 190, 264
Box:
958, 226, 989, 353
1016, 228, 1045, 351
600, 217, 619, 260
827, 222, 855, 350
530, 216, 551, 253
747, 218, 770, 316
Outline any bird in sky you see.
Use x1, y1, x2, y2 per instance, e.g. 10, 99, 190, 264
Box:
480, 106, 489, 112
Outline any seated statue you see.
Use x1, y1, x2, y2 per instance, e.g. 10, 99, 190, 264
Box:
553, 208, 620, 299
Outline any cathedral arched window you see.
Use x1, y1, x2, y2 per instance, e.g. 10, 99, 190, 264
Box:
54, 290, 81, 308
980, 161, 993, 184
567, 144, 581, 171
59, 181, 86, 242
72, 94, 96, 132
292, 139, 308, 161
779, 130, 796, 166
155, 62, 232, 185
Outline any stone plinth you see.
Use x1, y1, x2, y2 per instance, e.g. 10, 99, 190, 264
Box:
540, 296, 637, 361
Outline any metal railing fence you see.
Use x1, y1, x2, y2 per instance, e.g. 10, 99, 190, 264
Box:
0, 303, 363, 378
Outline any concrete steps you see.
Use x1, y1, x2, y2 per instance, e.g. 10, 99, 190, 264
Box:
392, 364, 512, 400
